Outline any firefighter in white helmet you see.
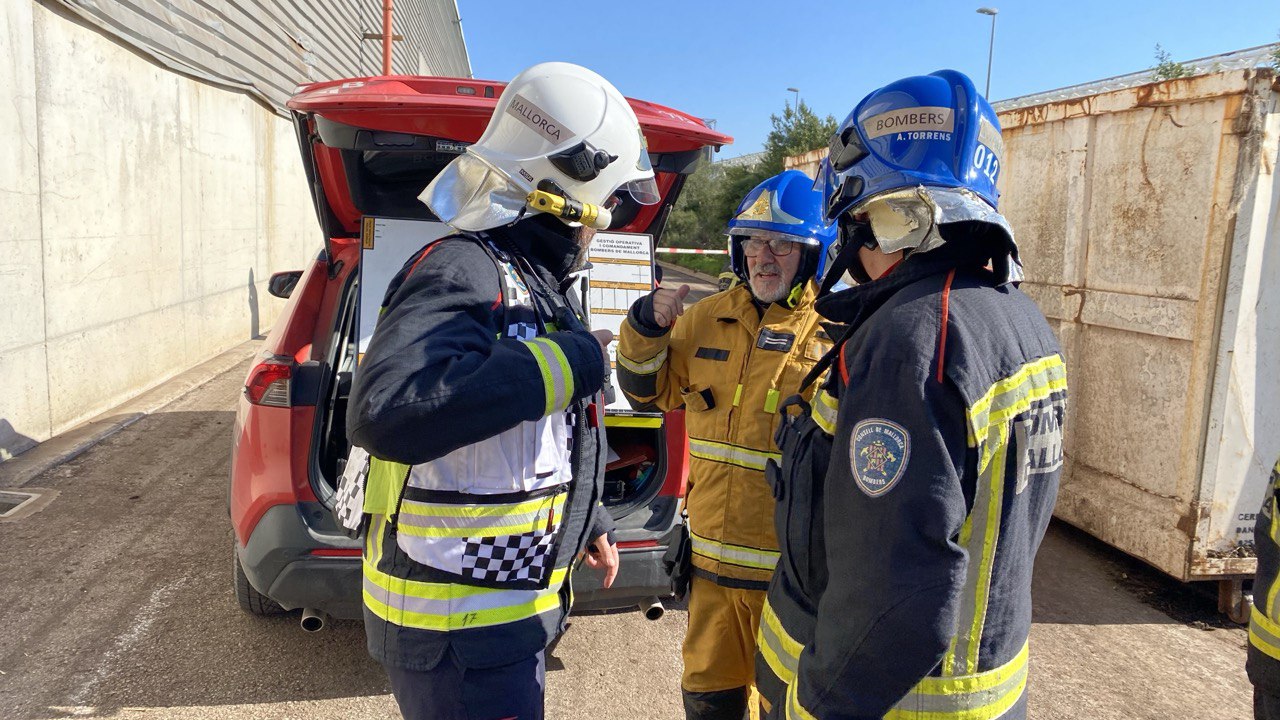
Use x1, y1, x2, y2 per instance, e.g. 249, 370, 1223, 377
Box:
346, 61, 658, 720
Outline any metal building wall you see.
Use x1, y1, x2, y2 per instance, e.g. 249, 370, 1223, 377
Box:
45, 0, 471, 114
0, 0, 469, 460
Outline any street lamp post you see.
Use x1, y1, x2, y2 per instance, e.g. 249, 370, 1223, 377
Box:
786, 87, 800, 110
977, 7, 998, 97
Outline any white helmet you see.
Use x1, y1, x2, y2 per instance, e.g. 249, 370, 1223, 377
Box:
421, 62, 660, 232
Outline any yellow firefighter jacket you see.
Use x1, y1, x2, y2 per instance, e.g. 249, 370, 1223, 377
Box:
617, 282, 828, 588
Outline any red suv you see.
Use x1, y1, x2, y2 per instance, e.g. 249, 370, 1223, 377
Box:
229, 75, 730, 627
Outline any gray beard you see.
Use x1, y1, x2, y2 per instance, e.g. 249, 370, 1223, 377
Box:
748, 262, 790, 304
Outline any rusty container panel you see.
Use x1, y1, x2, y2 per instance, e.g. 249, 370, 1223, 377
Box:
1192, 85, 1280, 579
997, 70, 1280, 581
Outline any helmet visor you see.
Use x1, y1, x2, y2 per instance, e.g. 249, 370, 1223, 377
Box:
853, 187, 941, 255
622, 176, 661, 206
732, 227, 820, 252
851, 185, 1010, 255
420, 152, 528, 232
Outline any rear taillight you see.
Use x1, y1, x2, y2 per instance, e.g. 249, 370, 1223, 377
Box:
310, 548, 362, 557
245, 360, 292, 407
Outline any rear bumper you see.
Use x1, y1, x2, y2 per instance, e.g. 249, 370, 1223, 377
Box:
238, 504, 674, 620
236, 503, 363, 619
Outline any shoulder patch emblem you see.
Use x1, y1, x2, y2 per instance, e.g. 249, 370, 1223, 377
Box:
850, 418, 910, 497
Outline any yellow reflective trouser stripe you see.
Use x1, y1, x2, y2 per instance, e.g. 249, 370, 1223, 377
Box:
522, 337, 574, 415
363, 515, 565, 631
616, 347, 668, 375
1253, 605, 1280, 662
397, 493, 566, 536
688, 437, 781, 472
690, 531, 779, 571
757, 599, 802, 685
812, 388, 838, 436
887, 640, 1030, 720
966, 355, 1067, 473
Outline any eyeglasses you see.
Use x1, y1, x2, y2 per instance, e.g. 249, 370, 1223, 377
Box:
741, 236, 796, 257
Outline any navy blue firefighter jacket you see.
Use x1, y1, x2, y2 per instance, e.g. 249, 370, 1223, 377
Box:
757, 236, 1067, 720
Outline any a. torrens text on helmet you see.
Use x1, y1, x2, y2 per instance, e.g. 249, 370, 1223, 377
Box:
506, 93, 567, 144
861, 106, 955, 140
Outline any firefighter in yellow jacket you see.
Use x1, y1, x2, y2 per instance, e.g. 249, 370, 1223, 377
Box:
617, 170, 835, 720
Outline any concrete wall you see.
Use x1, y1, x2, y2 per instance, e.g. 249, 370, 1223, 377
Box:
0, 3, 320, 458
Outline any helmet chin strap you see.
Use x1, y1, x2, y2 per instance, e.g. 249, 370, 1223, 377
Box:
821, 219, 877, 293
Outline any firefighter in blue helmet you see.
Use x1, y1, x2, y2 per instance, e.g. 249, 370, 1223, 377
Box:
754, 70, 1067, 719
617, 170, 835, 720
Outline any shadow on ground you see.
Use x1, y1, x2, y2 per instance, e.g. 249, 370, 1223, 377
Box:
1033, 520, 1238, 629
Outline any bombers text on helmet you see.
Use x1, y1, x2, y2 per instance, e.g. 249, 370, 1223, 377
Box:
420, 62, 659, 232
817, 70, 1021, 286
726, 170, 836, 289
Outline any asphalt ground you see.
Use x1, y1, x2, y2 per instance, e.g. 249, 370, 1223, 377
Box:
0, 264, 1253, 719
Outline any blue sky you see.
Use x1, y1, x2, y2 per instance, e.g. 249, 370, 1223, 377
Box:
457, 0, 1279, 158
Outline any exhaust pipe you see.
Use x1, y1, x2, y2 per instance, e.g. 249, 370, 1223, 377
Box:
300, 607, 327, 633
640, 596, 664, 621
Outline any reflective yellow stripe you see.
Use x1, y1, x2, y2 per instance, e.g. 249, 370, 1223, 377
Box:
364, 458, 410, 516
945, 359, 1063, 676
785, 678, 818, 720
966, 355, 1066, 473
1267, 459, 1280, 619
362, 515, 566, 631
757, 599, 802, 685
1267, 496, 1280, 620
604, 415, 663, 428
765, 388, 781, 414
733, 383, 744, 407
522, 337, 574, 415
688, 437, 781, 472
945, 410, 1010, 676
403, 494, 558, 518
397, 493, 565, 536
616, 347, 668, 375
690, 531, 779, 571
887, 640, 1029, 720
1253, 605, 1280, 662
812, 388, 838, 436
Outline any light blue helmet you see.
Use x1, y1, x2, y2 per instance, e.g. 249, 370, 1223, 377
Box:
818, 70, 1020, 285
727, 170, 837, 285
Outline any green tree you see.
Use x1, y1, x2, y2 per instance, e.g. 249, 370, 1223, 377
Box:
661, 101, 837, 275
1152, 44, 1190, 81
758, 102, 838, 175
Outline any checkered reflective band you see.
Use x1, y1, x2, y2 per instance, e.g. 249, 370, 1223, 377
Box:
508, 321, 539, 340
334, 446, 369, 532
461, 530, 556, 584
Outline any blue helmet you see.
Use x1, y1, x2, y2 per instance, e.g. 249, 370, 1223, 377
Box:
818, 70, 1020, 286
727, 169, 837, 285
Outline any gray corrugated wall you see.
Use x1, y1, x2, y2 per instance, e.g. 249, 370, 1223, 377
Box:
48, 0, 470, 115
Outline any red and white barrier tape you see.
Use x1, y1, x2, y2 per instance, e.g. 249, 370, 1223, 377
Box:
655, 247, 728, 255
